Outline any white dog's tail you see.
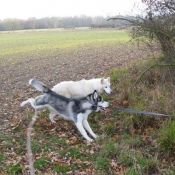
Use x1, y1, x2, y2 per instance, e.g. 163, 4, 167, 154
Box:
29, 79, 50, 93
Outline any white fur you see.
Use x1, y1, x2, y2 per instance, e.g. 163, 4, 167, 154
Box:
52, 77, 112, 98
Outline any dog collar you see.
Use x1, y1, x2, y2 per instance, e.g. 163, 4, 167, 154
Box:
91, 104, 98, 110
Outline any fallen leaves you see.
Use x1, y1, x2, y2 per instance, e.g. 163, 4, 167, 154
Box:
66, 136, 78, 144
1, 41, 172, 174
11, 117, 19, 127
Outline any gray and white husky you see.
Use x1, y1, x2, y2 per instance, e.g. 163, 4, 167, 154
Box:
21, 79, 109, 142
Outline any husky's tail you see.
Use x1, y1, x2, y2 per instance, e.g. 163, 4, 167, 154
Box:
29, 79, 50, 93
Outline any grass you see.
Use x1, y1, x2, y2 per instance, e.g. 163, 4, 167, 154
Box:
157, 120, 175, 153
1, 28, 175, 174
0, 154, 4, 162
34, 157, 51, 170
106, 58, 175, 174
0, 29, 130, 58
6, 163, 23, 175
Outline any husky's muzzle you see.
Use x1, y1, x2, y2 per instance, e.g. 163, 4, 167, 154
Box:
98, 101, 109, 114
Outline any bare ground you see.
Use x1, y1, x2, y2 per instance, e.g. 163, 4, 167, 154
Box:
0, 43, 148, 126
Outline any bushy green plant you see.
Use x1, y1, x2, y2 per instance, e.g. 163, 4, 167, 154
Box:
119, 149, 159, 174
109, 68, 128, 83
6, 163, 22, 175
34, 157, 50, 170
94, 157, 111, 170
157, 120, 175, 154
99, 140, 119, 157
53, 164, 71, 173
101, 120, 117, 135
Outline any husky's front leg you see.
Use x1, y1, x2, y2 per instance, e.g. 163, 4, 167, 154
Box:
83, 119, 98, 139
76, 114, 93, 142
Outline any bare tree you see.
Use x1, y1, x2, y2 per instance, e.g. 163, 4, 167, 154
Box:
109, 0, 175, 62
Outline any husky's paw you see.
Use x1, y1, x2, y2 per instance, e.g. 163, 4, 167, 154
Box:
94, 135, 98, 139
88, 138, 94, 142
51, 120, 56, 123
50, 118, 56, 123
49, 115, 56, 123
90, 133, 98, 139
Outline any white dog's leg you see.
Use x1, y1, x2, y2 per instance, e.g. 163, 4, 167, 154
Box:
83, 119, 98, 139
76, 114, 93, 142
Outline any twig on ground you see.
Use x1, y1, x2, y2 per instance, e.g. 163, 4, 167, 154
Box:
27, 108, 38, 175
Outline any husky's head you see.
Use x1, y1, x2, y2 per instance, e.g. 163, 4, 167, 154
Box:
88, 90, 109, 111
100, 77, 112, 95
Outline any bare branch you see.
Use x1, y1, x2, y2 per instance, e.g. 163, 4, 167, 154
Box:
109, 0, 175, 62
130, 63, 175, 88
27, 109, 38, 175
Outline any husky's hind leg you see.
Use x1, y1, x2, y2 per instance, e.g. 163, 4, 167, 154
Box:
20, 97, 45, 110
20, 98, 36, 107
49, 109, 57, 123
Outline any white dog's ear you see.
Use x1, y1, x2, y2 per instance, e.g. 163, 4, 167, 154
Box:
93, 90, 98, 99
101, 78, 104, 84
107, 77, 110, 82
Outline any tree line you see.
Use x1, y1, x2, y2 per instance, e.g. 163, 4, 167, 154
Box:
0, 16, 128, 31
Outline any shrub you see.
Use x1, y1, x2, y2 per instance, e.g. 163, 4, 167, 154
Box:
157, 120, 175, 154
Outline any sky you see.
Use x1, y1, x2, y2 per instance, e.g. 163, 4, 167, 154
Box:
0, 0, 144, 20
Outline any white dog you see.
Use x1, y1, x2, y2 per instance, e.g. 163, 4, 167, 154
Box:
52, 77, 112, 98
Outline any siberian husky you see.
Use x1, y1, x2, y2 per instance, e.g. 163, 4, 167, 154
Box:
52, 77, 112, 98
21, 79, 109, 142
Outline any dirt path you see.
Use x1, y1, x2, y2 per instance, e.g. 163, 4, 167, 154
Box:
0, 43, 148, 125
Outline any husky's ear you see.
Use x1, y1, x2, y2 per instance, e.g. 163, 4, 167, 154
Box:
101, 77, 104, 84
107, 77, 110, 82
93, 90, 98, 99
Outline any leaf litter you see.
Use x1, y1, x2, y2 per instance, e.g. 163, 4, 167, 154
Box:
0, 42, 151, 174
